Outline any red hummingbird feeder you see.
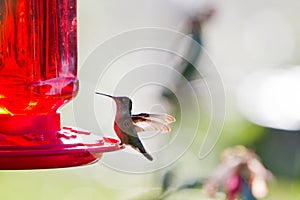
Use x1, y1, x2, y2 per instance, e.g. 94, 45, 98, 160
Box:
0, 0, 122, 169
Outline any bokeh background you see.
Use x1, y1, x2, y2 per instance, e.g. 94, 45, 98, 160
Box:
1, 0, 300, 199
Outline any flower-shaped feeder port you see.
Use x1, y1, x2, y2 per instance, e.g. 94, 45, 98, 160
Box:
0, 114, 123, 170
0, 127, 124, 170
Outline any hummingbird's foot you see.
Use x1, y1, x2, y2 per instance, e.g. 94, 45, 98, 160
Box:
119, 142, 126, 149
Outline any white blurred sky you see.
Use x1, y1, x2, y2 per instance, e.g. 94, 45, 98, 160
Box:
78, 0, 300, 75
63, 0, 300, 128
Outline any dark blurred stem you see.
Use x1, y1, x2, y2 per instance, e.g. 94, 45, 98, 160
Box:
158, 180, 203, 200
158, 188, 178, 200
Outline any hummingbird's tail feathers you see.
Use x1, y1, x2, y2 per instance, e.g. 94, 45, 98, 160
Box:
132, 145, 153, 161
143, 152, 153, 161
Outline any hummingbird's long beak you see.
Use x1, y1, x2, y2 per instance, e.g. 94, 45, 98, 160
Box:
95, 92, 114, 99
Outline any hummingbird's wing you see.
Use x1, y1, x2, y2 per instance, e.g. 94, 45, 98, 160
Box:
132, 113, 176, 123
115, 117, 153, 161
131, 113, 175, 133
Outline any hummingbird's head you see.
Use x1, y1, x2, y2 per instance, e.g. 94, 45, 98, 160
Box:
95, 92, 133, 112
113, 96, 133, 114
113, 96, 131, 104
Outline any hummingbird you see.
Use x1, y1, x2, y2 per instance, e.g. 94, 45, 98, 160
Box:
95, 92, 176, 161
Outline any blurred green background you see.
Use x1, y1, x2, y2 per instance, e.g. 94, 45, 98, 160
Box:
2, 0, 300, 199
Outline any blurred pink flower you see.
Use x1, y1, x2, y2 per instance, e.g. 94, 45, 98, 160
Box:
204, 145, 273, 200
